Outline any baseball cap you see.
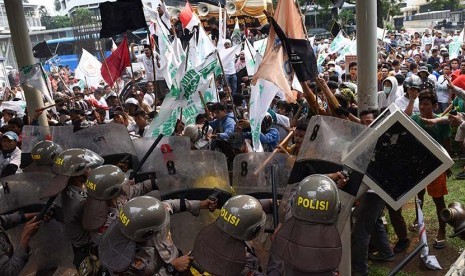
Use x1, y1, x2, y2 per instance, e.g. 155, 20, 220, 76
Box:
2, 131, 18, 142
419, 66, 429, 76
124, 98, 139, 106
327, 60, 336, 66
324, 39, 329, 43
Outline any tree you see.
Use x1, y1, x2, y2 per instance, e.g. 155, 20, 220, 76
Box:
426, 0, 463, 11
38, 5, 72, 29
54, 0, 61, 11
377, 0, 402, 28
338, 9, 355, 26
71, 7, 97, 27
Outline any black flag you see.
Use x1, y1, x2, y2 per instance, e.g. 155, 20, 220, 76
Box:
330, 20, 341, 38
268, 17, 318, 83
99, 0, 147, 38
32, 41, 53, 59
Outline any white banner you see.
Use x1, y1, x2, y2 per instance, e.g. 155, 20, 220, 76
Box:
249, 79, 280, 152
328, 30, 350, 54
75, 49, 102, 89
244, 39, 257, 76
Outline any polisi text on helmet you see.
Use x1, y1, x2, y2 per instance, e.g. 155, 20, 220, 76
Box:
297, 196, 329, 211
220, 207, 240, 227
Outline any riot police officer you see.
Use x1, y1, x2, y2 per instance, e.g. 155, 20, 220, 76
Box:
0, 212, 42, 276
98, 196, 173, 275
82, 164, 155, 240
51, 148, 104, 269
83, 165, 218, 275
193, 195, 266, 276
270, 174, 342, 275
23, 140, 63, 173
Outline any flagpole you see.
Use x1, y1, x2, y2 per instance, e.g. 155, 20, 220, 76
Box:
216, 50, 238, 120
244, 40, 256, 63
98, 42, 117, 91
148, 30, 159, 107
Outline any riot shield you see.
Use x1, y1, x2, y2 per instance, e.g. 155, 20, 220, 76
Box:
283, 116, 376, 232
0, 173, 74, 275
8, 220, 75, 275
0, 173, 57, 214
71, 124, 137, 158
232, 153, 295, 198
21, 125, 73, 153
132, 136, 190, 174
165, 151, 233, 253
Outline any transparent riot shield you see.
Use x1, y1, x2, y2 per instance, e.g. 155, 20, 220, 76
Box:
71, 124, 137, 158
282, 116, 376, 232
132, 136, 190, 174
21, 125, 73, 153
165, 151, 233, 253
0, 173, 74, 275
0, 173, 57, 213
8, 220, 75, 275
232, 153, 295, 197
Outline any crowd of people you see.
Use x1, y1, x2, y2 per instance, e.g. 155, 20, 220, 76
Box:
1, 1, 465, 273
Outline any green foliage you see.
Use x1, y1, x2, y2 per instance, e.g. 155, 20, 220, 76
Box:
426, 0, 463, 11
38, 5, 72, 29
338, 9, 355, 26
71, 7, 97, 27
54, 0, 61, 11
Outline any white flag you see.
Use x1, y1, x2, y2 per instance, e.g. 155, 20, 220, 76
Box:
244, 39, 257, 76
328, 30, 351, 54
183, 76, 216, 125
218, 5, 227, 50
254, 38, 268, 57
249, 79, 280, 152
19, 64, 55, 112
75, 49, 102, 89
146, 52, 218, 137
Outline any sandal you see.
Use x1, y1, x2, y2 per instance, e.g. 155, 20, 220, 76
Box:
433, 239, 446, 249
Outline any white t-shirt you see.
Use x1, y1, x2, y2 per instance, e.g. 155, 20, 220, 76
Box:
0, 147, 21, 174
144, 92, 156, 107
136, 54, 163, 81
394, 95, 419, 113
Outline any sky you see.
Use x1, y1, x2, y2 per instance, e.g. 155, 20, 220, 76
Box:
29, 0, 56, 15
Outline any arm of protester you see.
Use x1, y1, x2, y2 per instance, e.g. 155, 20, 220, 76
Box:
420, 116, 449, 126
216, 118, 236, 140
404, 88, 418, 116
449, 113, 465, 128
316, 75, 341, 111
301, 81, 320, 115
445, 75, 465, 100
327, 172, 349, 189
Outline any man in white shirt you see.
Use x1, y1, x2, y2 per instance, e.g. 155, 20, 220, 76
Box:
223, 40, 238, 94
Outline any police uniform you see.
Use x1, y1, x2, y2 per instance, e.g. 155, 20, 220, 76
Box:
0, 212, 29, 276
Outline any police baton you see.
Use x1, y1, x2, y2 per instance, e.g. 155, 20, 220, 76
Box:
36, 196, 57, 221
131, 134, 164, 179
265, 164, 279, 233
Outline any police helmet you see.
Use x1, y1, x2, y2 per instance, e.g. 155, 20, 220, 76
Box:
31, 140, 63, 165
216, 195, 266, 241
403, 75, 422, 93
52, 148, 104, 176
117, 196, 170, 243
292, 174, 340, 224
86, 165, 128, 200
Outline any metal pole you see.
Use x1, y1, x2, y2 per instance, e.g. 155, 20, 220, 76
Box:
5, 0, 48, 126
356, 0, 378, 112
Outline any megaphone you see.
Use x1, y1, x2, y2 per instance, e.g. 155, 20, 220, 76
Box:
171, 8, 181, 18
226, 1, 236, 15
198, 3, 210, 17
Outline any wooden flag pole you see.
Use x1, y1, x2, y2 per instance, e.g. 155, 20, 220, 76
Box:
198, 91, 209, 114
98, 42, 116, 91
216, 50, 239, 121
